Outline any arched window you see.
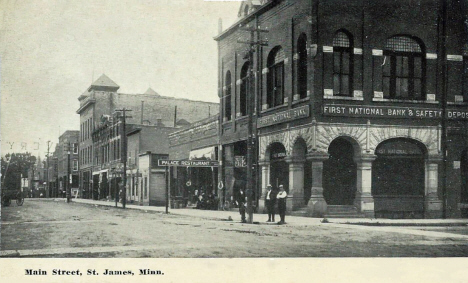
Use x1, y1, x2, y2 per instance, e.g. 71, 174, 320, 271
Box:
267, 47, 285, 108
240, 62, 250, 116
383, 36, 425, 100
224, 71, 232, 121
244, 5, 249, 16
333, 30, 353, 96
297, 34, 308, 99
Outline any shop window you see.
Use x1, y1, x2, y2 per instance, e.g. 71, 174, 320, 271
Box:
240, 62, 250, 116
333, 30, 353, 96
297, 34, 308, 99
224, 71, 232, 121
267, 47, 285, 108
383, 36, 425, 100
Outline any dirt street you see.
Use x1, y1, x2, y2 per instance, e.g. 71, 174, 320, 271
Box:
1, 199, 468, 257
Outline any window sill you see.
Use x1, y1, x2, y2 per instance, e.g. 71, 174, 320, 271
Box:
447, 101, 468, 105
292, 97, 310, 105
222, 119, 232, 125
235, 115, 249, 121
324, 95, 363, 101
372, 98, 438, 104
260, 104, 288, 114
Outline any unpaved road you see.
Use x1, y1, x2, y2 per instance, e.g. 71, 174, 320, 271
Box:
2, 200, 468, 257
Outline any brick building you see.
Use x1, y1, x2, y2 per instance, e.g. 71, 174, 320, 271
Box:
168, 115, 220, 208
215, 0, 468, 218
56, 131, 79, 197
77, 74, 219, 202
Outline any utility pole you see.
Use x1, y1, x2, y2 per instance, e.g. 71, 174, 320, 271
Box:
65, 142, 72, 203
115, 108, 133, 209
238, 23, 268, 224
46, 141, 52, 198
440, 0, 448, 218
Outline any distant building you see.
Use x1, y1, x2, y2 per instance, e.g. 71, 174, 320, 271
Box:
56, 131, 79, 198
77, 74, 219, 202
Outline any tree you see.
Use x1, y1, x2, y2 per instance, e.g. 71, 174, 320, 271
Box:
1, 153, 37, 190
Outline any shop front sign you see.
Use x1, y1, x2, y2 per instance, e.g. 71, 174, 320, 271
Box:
323, 104, 468, 120
235, 156, 246, 168
158, 159, 219, 167
258, 105, 310, 128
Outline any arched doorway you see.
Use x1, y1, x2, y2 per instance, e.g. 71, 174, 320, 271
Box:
269, 142, 289, 193
372, 138, 426, 218
461, 149, 468, 218
323, 138, 357, 205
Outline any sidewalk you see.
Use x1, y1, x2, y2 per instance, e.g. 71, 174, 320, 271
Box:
69, 198, 468, 226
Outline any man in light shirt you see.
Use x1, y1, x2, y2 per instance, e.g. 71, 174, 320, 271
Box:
276, 184, 287, 224
265, 184, 277, 222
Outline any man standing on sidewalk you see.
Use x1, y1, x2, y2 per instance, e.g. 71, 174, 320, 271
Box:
265, 184, 277, 222
235, 185, 247, 223
277, 185, 287, 225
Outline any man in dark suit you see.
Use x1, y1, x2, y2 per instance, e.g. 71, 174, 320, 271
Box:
235, 184, 247, 223
265, 184, 277, 222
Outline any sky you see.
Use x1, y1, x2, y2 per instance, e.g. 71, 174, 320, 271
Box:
0, 0, 241, 158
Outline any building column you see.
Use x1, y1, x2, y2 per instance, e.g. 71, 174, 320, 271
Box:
354, 154, 376, 218
258, 159, 270, 213
425, 156, 443, 218
306, 153, 328, 217
286, 157, 305, 212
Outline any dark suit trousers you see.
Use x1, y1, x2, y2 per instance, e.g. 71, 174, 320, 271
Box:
278, 199, 286, 222
266, 200, 275, 221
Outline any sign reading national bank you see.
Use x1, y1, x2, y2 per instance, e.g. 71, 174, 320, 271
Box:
323, 104, 468, 120
258, 105, 310, 128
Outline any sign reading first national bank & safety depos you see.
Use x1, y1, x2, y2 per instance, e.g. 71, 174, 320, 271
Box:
158, 159, 219, 167
323, 104, 468, 120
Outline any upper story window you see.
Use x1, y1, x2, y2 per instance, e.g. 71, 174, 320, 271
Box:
240, 62, 250, 116
383, 36, 425, 100
224, 71, 232, 121
297, 34, 308, 99
333, 30, 353, 96
267, 46, 285, 108
73, 159, 78, 171
73, 143, 78, 154
244, 5, 249, 17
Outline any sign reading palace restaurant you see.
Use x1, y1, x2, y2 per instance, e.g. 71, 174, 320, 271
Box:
323, 104, 468, 120
258, 105, 310, 127
158, 160, 219, 167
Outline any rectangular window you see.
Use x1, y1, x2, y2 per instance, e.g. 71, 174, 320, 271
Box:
73, 159, 78, 171
73, 143, 78, 154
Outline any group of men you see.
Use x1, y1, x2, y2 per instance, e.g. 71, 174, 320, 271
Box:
235, 184, 287, 225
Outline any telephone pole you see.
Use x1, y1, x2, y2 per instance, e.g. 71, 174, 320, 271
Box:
65, 142, 72, 203
46, 141, 52, 198
115, 108, 133, 209
238, 23, 268, 224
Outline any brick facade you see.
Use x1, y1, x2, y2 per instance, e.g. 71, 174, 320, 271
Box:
215, 0, 468, 218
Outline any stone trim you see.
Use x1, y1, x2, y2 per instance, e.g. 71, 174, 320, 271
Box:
372, 49, 383, 56
426, 53, 437, 59
447, 55, 463, 61
323, 46, 333, 53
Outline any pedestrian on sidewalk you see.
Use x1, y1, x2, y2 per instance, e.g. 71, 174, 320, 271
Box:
265, 184, 277, 222
235, 186, 247, 223
277, 185, 287, 225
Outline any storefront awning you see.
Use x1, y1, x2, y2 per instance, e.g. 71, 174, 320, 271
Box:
189, 146, 216, 160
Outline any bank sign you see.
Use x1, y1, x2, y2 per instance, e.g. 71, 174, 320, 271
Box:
158, 160, 219, 167
258, 105, 310, 128
323, 104, 468, 120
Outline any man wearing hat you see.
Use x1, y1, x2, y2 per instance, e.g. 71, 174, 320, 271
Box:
265, 184, 277, 222
276, 184, 288, 224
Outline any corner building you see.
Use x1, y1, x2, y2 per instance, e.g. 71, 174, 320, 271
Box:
216, 0, 468, 218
